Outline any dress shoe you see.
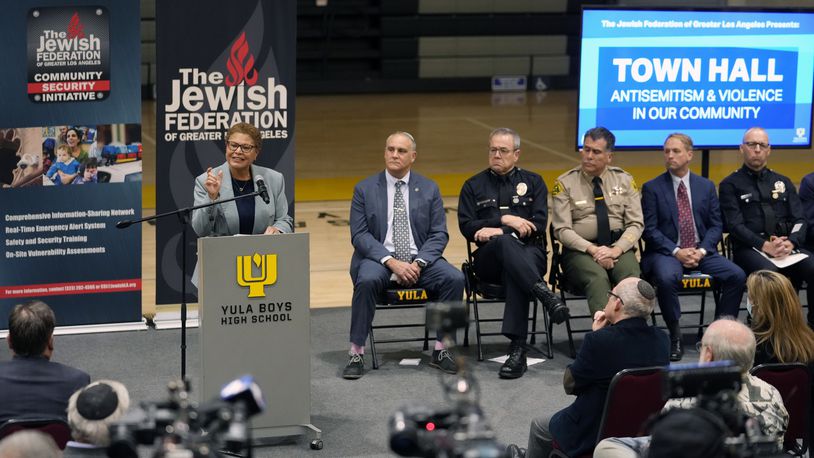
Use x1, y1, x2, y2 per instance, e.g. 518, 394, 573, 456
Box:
499, 341, 528, 379
506, 443, 527, 458
669, 340, 683, 362
532, 281, 570, 324
342, 353, 365, 379
429, 349, 458, 374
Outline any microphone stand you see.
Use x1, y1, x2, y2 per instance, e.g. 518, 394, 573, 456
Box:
116, 190, 266, 379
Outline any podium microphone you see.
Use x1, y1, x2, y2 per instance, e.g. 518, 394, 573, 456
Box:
116, 220, 134, 229
255, 175, 270, 204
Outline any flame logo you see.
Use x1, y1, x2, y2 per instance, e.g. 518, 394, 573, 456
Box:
225, 31, 258, 87
67, 12, 85, 39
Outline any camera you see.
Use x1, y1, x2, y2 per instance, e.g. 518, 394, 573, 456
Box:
388, 302, 505, 458
657, 361, 782, 457
108, 375, 265, 458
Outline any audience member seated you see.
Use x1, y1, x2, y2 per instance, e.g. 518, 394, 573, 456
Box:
63, 380, 130, 457
0, 430, 61, 458
520, 278, 669, 458
0, 300, 90, 425
594, 318, 789, 458
641, 133, 745, 361
800, 171, 814, 251
747, 270, 814, 366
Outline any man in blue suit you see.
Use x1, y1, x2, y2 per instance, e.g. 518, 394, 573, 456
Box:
0, 300, 90, 424
343, 132, 464, 379
641, 133, 745, 361
524, 277, 669, 457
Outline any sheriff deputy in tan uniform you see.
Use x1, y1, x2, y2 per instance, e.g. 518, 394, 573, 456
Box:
551, 127, 643, 314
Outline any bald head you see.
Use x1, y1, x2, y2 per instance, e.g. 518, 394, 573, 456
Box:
701, 318, 756, 374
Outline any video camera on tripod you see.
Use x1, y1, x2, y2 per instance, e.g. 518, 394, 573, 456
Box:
657, 361, 782, 457
388, 301, 507, 458
107, 375, 265, 458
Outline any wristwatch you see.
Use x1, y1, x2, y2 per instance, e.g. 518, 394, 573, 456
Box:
415, 259, 428, 269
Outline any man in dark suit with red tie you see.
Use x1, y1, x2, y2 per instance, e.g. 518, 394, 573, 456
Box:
641, 133, 745, 361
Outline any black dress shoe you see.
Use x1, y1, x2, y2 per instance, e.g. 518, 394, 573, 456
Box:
342, 353, 365, 379
532, 281, 570, 324
670, 340, 683, 362
499, 341, 528, 379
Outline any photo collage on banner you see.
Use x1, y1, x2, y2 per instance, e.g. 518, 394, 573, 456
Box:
0, 0, 142, 328
155, 0, 296, 304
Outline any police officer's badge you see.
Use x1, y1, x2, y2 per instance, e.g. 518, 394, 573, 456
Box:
772, 180, 785, 199
516, 182, 527, 196
612, 185, 623, 196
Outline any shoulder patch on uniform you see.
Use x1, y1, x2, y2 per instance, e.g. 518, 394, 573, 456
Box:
551, 181, 563, 196
630, 178, 638, 192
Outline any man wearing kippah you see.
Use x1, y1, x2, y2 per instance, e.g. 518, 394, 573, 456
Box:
518, 278, 670, 458
64, 380, 130, 456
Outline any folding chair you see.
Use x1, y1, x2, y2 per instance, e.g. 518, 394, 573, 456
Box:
548, 226, 588, 358
462, 241, 553, 361
368, 284, 430, 370
0, 417, 72, 450
638, 240, 721, 340
750, 362, 812, 456
551, 366, 666, 457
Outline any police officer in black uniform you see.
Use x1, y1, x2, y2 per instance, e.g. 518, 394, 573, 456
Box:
719, 127, 814, 326
458, 127, 568, 379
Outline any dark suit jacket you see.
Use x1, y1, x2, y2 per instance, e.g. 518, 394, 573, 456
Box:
0, 356, 90, 424
349, 171, 448, 280
642, 172, 723, 256
800, 172, 814, 249
549, 317, 669, 457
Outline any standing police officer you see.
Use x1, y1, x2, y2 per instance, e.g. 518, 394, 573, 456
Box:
551, 127, 643, 314
458, 127, 568, 379
719, 127, 814, 327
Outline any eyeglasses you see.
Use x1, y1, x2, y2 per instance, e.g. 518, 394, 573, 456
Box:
607, 290, 624, 306
489, 147, 517, 156
695, 341, 706, 352
226, 141, 256, 153
743, 141, 770, 150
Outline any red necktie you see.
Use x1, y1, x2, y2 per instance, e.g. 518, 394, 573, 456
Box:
677, 181, 696, 249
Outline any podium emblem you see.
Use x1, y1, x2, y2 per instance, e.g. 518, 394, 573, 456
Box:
236, 253, 277, 298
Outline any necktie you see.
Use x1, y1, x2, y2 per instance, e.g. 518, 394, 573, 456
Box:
593, 176, 612, 246
755, 175, 777, 237
392, 180, 411, 262
677, 181, 696, 249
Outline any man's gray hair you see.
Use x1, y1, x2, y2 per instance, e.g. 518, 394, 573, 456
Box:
387, 131, 417, 151
489, 127, 521, 150
0, 430, 60, 458
616, 278, 656, 318
67, 380, 130, 446
702, 317, 756, 374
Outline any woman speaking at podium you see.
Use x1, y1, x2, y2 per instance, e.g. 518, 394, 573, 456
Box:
191, 122, 293, 238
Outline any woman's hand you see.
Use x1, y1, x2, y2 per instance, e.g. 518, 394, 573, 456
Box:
205, 167, 223, 200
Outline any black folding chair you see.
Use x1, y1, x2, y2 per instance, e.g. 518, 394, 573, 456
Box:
462, 241, 553, 361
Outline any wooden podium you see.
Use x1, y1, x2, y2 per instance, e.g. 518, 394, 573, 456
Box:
197, 232, 321, 448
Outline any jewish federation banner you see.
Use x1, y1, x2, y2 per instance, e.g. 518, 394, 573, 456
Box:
156, 0, 296, 304
0, 0, 142, 328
